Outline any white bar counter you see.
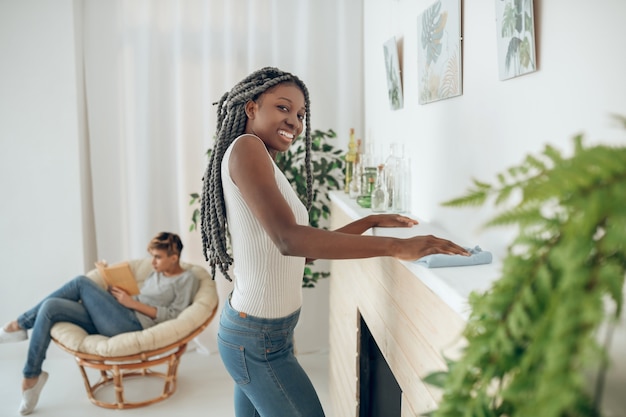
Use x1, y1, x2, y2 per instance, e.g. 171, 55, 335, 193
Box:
329, 190, 501, 320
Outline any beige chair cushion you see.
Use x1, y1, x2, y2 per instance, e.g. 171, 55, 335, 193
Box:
51, 258, 218, 357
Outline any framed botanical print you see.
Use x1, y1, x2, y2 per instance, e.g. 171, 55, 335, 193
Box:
417, 0, 462, 104
495, 0, 537, 80
383, 37, 404, 110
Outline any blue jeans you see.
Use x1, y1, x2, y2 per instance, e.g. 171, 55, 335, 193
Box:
17, 275, 143, 378
218, 298, 325, 417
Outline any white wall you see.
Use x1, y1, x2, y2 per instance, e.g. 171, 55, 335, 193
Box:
0, 0, 90, 320
362, 1, 626, 414
363, 0, 626, 256
0, 0, 363, 355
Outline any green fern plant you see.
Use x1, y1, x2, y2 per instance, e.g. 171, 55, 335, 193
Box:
189, 128, 344, 288
425, 116, 626, 417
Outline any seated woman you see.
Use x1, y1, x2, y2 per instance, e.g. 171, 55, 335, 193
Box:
0, 231, 199, 415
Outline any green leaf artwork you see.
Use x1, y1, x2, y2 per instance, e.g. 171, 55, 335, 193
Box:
496, 0, 537, 80
417, 0, 462, 104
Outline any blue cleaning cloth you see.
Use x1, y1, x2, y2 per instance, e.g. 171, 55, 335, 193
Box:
414, 245, 492, 268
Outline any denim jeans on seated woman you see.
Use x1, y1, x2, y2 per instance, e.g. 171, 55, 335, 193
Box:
17, 275, 143, 378
218, 298, 325, 417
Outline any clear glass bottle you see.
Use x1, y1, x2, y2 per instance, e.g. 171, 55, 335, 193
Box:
371, 164, 388, 212
349, 162, 360, 198
363, 166, 377, 196
384, 143, 408, 213
344, 129, 357, 193
359, 141, 376, 197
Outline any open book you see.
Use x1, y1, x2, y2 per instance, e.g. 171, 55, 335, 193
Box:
95, 261, 141, 296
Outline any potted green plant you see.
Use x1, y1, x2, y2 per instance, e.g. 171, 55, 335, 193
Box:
425, 116, 626, 417
189, 128, 345, 288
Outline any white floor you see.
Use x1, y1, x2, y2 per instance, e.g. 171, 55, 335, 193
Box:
0, 341, 333, 417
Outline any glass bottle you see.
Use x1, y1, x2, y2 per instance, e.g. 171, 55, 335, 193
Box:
359, 140, 376, 197
384, 143, 408, 213
361, 166, 377, 197
344, 128, 357, 193
349, 162, 360, 198
349, 138, 363, 198
371, 164, 388, 212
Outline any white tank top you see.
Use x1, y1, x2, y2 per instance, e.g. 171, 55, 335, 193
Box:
222, 135, 309, 318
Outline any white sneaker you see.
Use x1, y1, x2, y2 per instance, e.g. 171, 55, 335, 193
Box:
19, 371, 49, 415
0, 327, 27, 343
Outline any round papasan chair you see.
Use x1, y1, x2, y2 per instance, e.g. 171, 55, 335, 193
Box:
50, 258, 218, 409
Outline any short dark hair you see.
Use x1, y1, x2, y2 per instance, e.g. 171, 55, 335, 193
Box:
147, 232, 183, 257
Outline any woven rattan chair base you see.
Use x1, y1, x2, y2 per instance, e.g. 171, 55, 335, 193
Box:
53, 312, 215, 409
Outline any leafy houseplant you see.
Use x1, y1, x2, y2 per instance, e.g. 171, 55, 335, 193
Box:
425, 117, 626, 417
189, 128, 345, 288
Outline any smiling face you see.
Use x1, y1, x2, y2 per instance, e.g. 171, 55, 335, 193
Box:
244, 82, 306, 158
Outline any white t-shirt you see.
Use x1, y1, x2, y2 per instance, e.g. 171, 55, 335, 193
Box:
222, 135, 309, 318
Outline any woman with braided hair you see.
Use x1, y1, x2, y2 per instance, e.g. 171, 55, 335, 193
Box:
201, 67, 468, 416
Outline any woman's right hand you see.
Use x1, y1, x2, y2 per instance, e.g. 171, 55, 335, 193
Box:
394, 234, 469, 261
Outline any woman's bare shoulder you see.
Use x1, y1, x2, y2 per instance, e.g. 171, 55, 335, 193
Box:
231, 134, 265, 153
229, 135, 273, 184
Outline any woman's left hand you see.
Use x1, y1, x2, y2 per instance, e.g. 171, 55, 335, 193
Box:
371, 214, 419, 228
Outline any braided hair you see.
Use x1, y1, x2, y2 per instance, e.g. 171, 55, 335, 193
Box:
200, 67, 313, 281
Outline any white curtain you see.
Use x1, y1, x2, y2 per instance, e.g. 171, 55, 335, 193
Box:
80, 0, 363, 353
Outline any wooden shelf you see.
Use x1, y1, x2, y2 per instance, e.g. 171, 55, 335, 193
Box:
328, 191, 501, 416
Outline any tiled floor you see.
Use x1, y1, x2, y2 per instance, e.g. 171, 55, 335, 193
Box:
0, 341, 332, 416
